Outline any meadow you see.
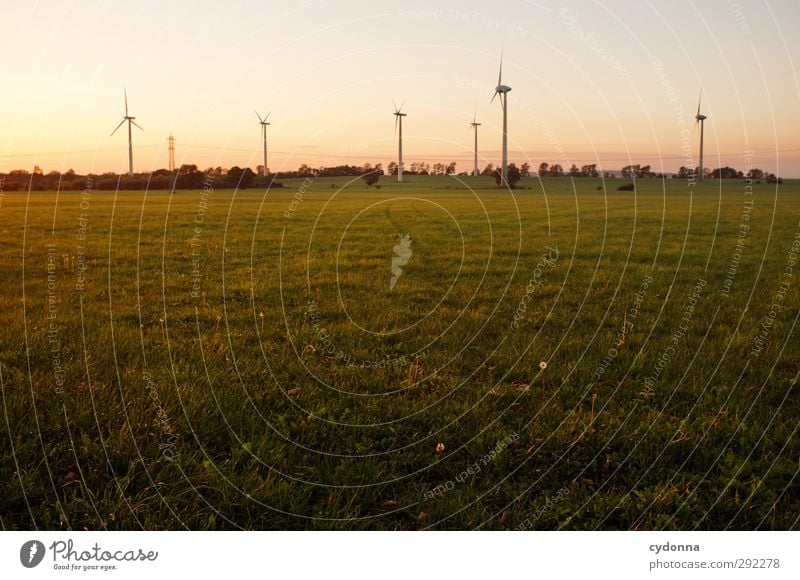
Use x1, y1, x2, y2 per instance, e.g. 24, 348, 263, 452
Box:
0, 174, 798, 530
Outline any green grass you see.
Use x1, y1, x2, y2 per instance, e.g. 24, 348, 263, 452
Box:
1, 175, 799, 530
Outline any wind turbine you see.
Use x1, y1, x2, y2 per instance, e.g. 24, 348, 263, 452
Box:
695, 90, 707, 182
470, 111, 481, 177
491, 51, 511, 187
393, 100, 407, 182
255, 111, 271, 177
110, 88, 142, 177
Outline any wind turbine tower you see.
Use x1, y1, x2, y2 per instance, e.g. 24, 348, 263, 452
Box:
491, 51, 512, 186
695, 91, 707, 182
470, 113, 481, 176
393, 100, 407, 182
110, 88, 142, 177
255, 111, 271, 177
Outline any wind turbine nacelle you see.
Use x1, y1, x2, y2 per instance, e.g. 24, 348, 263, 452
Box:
496, 85, 512, 93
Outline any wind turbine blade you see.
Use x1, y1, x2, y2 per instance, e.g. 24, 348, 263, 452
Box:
498, 49, 504, 86
110, 119, 126, 136
124, 88, 128, 116
697, 90, 702, 117
392, 98, 398, 113
399, 100, 406, 112
131, 120, 143, 131
265, 112, 271, 122
394, 114, 399, 143
490, 89, 497, 104
255, 110, 263, 123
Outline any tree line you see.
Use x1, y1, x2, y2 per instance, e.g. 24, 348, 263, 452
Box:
0, 161, 782, 191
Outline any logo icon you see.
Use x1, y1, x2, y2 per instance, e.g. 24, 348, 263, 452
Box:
390, 234, 412, 291
20, 540, 46, 568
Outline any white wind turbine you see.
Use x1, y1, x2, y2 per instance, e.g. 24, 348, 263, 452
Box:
110, 88, 142, 177
695, 90, 707, 182
491, 51, 511, 186
470, 111, 481, 176
255, 111, 271, 177
393, 100, 407, 182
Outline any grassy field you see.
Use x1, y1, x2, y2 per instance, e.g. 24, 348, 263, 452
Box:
0, 174, 798, 530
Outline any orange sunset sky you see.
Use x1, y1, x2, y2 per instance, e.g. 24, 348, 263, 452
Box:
1, 0, 799, 177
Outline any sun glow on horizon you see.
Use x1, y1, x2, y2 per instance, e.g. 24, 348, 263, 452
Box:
1, 0, 798, 177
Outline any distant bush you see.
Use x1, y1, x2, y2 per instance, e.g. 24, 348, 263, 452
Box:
617, 183, 635, 191
361, 171, 380, 187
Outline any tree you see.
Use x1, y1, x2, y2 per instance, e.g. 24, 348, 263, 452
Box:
581, 164, 599, 178
494, 164, 521, 188
506, 163, 521, 188
446, 162, 457, 175
520, 162, 531, 177
568, 164, 580, 177
621, 164, 636, 179
361, 169, 380, 187
227, 166, 255, 189
481, 163, 494, 176
387, 161, 398, 176
548, 164, 563, 177
710, 166, 740, 179
538, 162, 549, 177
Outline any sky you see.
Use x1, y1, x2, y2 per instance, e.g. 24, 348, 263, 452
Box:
1, 0, 799, 176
